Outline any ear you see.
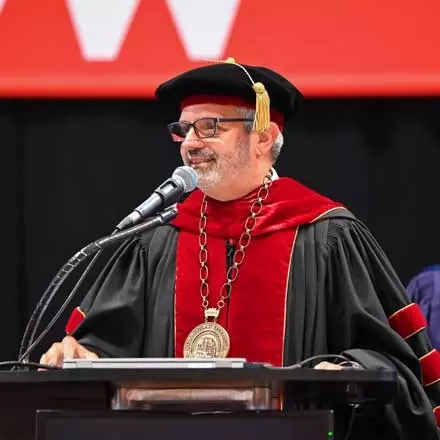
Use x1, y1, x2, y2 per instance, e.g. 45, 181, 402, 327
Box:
254, 122, 280, 158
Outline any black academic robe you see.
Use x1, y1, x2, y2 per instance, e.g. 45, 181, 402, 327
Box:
73, 209, 440, 440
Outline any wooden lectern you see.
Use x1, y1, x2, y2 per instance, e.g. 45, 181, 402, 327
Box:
0, 366, 396, 440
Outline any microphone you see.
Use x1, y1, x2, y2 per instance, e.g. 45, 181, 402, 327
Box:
115, 166, 197, 231
17, 168, 196, 363
18, 205, 178, 364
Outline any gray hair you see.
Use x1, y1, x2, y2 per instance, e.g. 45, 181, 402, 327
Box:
236, 107, 284, 164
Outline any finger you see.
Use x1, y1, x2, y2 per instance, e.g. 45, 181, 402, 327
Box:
41, 342, 63, 367
39, 353, 48, 371
77, 344, 99, 360
61, 336, 79, 360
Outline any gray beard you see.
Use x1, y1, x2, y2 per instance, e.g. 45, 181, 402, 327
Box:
184, 138, 251, 192
194, 166, 223, 191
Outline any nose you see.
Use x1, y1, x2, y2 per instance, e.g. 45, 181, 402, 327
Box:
181, 127, 204, 150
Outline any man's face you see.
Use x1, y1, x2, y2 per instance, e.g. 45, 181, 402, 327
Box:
178, 103, 253, 192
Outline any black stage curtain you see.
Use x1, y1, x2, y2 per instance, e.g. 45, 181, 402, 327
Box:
0, 98, 439, 362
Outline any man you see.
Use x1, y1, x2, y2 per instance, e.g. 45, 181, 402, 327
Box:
41, 59, 440, 439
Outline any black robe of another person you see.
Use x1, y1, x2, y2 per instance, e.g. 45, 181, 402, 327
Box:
71, 205, 440, 440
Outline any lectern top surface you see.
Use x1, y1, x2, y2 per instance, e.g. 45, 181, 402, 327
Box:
62, 357, 247, 369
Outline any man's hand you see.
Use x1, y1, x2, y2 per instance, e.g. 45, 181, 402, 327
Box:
314, 361, 344, 370
39, 336, 99, 368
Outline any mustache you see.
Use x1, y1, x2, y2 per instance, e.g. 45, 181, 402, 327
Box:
187, 150, 216, 161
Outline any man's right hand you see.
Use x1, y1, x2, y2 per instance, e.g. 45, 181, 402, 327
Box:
39, 335, 99, 368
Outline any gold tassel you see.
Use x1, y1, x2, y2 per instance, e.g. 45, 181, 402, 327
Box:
252, 82, 271, 132
204, 57, 271, 132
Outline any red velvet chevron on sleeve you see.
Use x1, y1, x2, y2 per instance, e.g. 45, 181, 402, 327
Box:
434, 406, 440, 426
65, 307, 85, 335
388, 303, 427, 339
420, 350, 440, 387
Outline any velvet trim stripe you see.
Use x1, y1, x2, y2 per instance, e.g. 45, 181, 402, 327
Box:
420, 349, 440, 387
433, 406, 440, 426
65, 306, 85, 335
388, 303, 427, 339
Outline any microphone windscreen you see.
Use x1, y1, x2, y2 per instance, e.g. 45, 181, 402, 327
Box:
172, 166, 198, 192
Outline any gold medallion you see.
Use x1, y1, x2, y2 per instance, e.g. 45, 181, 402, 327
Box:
183, 322, 230, 358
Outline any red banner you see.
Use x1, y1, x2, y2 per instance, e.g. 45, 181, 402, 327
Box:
0, 0, 439, 97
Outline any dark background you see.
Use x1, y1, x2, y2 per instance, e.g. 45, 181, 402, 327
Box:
0, 97, 439, 362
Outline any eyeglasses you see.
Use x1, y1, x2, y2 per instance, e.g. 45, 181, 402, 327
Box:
167, 117, 253, 142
